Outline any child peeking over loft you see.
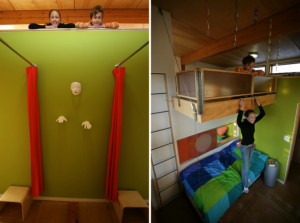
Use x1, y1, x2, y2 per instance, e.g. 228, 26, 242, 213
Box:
242, 55, 265, 75
75, 5, 119, 29
28, 9, 75, 29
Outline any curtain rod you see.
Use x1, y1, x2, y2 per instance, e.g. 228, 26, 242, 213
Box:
0, 37, 36, 67
115, 41, 149, 67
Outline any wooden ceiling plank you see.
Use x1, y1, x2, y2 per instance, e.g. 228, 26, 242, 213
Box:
8, 0, 38, 10
136, 0, 148, 9
259, 0, 300, 14
196, 33, 300, 67
181, 3, 300, 65
0, 0, 15, 10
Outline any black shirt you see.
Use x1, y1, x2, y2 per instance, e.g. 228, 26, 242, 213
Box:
28, 23, 75, 29
237, 106, 265, 145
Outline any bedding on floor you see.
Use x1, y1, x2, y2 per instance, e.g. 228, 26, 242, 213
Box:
180, 140, 268, 223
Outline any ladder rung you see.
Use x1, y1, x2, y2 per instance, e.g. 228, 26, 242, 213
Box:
154, 156, 175, 166
151, 93, 166, 95
151, 111, 169, 114
151, 127, 171, 133
151, 142, 173, 151
156, 169, 177, 180
159, 181, 179, 193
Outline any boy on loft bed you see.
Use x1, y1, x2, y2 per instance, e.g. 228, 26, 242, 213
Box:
237, 97, 265, 194
241, 55, 265, 75
75, 5, 119, 29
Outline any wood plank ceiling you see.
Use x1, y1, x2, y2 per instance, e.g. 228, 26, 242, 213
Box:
152, 0, 300, 67
0, 0, 149, 24
0, 0, 149, 10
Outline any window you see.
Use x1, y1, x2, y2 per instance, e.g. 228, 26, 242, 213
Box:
270, 62, 300, 74
254, 66, 266, 72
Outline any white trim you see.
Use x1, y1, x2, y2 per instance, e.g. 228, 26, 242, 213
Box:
284, 103, 300, 183
277, 179, 284, 184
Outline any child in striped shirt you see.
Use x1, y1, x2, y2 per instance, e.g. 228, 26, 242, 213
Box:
75, 5, 119, 29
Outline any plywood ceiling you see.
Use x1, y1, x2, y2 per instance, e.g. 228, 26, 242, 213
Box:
152, 0, 300, 61
197, 32, 300, 67
0, 0, 149, 10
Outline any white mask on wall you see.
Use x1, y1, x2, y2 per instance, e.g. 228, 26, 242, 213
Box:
71, 82, 81, 95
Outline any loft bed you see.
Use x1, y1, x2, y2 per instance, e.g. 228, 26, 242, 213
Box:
172, 68, 277, 123
180, 140, 268, 223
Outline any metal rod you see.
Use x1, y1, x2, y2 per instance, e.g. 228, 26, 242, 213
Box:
151, 142, 173, 151
156, 169, 177, 180
151, 127, 171, 134
151, 111, 169, 115
153, 156, 175, 166
0, 37, 36, 67
115, 41, 149, 67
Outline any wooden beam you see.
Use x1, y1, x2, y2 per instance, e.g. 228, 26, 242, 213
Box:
0, 9, 149, 24
181, 4, 300, 65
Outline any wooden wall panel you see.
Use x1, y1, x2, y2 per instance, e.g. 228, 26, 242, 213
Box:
0, 9, 149, 25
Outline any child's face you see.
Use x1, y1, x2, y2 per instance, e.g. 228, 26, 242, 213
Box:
243, 62, 255, 72
246, 112, 256, 124
91, 12, 103, 26
49, 11, 60, 26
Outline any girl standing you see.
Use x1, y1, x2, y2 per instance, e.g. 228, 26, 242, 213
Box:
237, 97, 265, 193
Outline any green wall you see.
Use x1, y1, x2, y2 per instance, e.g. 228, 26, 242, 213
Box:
239, 78, 300, 181
0, 30, 149, 199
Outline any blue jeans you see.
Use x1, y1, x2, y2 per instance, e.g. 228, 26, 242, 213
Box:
240, 144, 255, 188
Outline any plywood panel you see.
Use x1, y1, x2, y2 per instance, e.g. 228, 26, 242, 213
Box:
201, 94, 275, 122
34, 0, 74, 10
0, 9, 149, 24
172, 94, 275, 123
137, 0, 149, 9
75, 0, 109, 9
0, 0, 15, 10
9, 0, 39, 10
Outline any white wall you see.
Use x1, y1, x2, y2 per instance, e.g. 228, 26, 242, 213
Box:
152, 5, 238, 210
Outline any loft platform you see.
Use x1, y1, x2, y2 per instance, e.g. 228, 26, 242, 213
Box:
173, 68, 277, 123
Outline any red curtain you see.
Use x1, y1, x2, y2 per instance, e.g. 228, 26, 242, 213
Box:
105, 67, 125, 202
26, 66, 43, 197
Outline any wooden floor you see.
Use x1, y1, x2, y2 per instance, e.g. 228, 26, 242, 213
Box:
155, 162, 300, 223
0, 200, 148, 223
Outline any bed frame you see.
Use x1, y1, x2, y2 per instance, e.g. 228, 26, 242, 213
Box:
173, 68, 277, 123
